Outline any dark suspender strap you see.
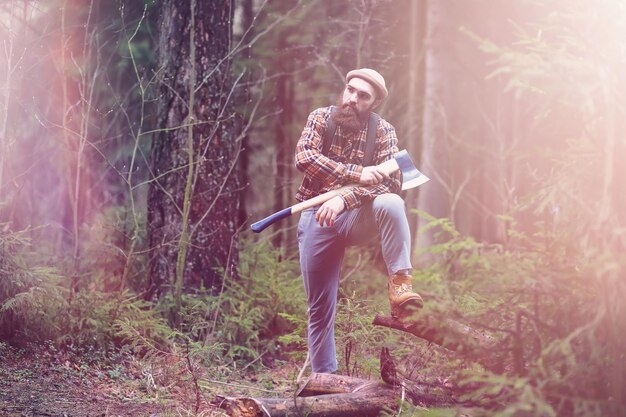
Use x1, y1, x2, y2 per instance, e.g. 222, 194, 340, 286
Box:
321, 115, 337, 157
363, 112, 380, 166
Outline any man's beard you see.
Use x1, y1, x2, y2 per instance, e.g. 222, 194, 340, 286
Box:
332, 100, 369, 134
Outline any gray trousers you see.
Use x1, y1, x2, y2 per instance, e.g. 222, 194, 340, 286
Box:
297, 193, 412, 373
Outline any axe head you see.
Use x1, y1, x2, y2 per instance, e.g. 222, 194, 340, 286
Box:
394, 150, 430, 190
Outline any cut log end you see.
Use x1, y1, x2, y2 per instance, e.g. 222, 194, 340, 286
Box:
213, 396, 263, 417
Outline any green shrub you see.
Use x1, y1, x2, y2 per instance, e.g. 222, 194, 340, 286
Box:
411, 212, 626, 416
0, 231, 69, 343
205, 238, 307, 366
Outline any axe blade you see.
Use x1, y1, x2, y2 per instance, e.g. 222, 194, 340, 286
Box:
401, 172, 430, 190
394, 150, 430, 190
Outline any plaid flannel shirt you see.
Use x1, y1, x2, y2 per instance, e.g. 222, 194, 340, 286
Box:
295, 105, 402, 210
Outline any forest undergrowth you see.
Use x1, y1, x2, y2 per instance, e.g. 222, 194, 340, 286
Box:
2, 207, 625, 416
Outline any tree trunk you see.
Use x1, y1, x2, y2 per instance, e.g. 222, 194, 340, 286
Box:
403, 0, 427, 244
147, 0, 240, 299
415, 1, 523, 248
272, 35, 288, 251
415, 0, 451, 256
236, 0, 254, 229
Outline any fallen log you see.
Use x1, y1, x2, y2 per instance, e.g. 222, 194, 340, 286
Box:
215, 390, 399, 417
214, 370, 459, 416
298, 371, 455, 408
295, 372, 388, 397
215, 373, 399, 416
373, 314, 500, 370
373, 315, 495, 350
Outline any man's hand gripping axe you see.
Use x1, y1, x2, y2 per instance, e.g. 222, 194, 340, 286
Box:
250, 149, 429, 233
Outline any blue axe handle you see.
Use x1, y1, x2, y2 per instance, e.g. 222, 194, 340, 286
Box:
250, 207, 292, 233
250, 185, 352, 233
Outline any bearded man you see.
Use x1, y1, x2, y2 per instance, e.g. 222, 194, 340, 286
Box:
294, 68, 422, 374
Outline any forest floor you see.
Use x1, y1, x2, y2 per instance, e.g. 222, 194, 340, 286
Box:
0, 342, 300, 416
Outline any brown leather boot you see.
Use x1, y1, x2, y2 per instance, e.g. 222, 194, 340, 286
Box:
388, 274, 423, 319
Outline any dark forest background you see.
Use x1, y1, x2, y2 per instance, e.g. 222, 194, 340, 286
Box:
1, 1, 625, 416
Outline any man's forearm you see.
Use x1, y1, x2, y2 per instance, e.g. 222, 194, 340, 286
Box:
295, 145, 363, 185
339, 175, 402, 210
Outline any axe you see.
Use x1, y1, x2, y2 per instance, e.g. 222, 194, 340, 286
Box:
250, 149, 429, 233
